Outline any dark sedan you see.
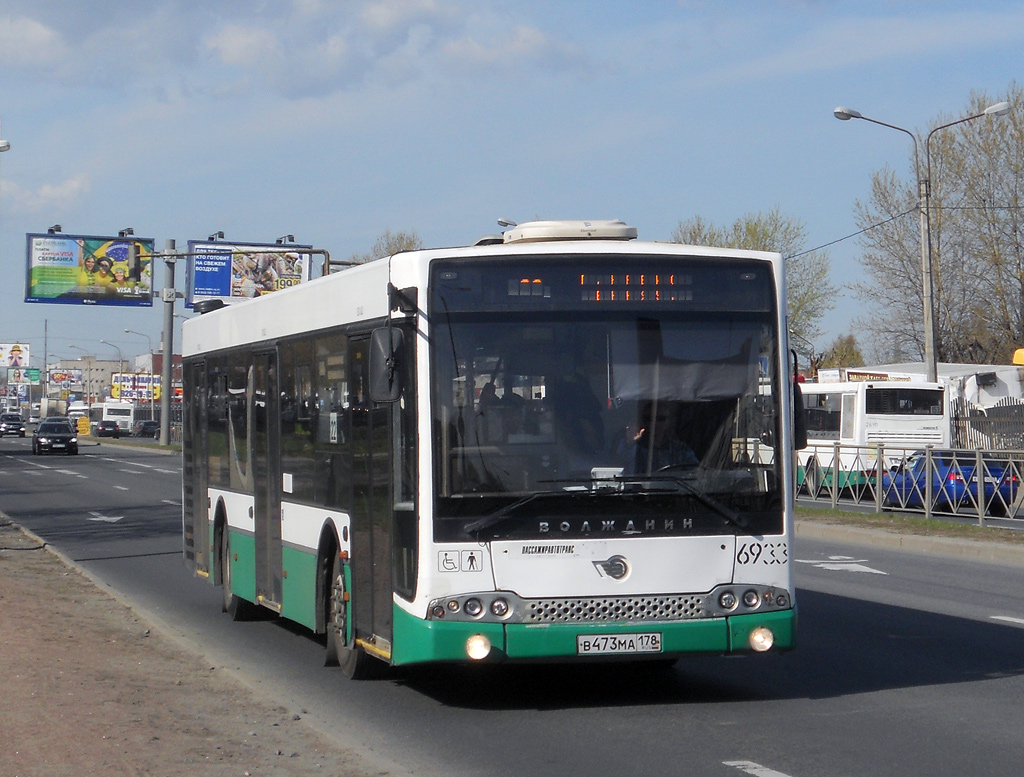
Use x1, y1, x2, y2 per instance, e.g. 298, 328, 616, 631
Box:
133, 420, 160, 438
96, 420, 121, 438
32, 419, 79, 455
0, 412, 26, 437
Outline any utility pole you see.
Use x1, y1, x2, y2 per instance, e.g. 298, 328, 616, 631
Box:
159, 240, 177, 446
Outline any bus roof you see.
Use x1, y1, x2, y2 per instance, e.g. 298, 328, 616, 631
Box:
181, 220, 784, 358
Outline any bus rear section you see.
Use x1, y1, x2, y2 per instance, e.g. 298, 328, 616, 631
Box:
181, 221, 799, 675
102, 400, 135, 433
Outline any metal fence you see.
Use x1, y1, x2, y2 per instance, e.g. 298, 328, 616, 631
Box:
799, 442, 1024, 527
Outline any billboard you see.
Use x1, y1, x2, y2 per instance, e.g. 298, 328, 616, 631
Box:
48, 369, 84, 386
0, 343, 30, 367
25, 233, 154, 307
186, 240, 311, 308
111, 372, 162, 401
7, 367, 41, 385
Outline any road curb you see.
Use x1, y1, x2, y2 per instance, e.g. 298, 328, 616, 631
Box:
796, 520, 1024, 567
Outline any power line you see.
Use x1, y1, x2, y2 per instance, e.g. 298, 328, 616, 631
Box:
785, 207, 917, 260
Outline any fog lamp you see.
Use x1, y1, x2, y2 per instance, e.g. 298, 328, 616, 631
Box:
466, 634, 492, 660
490, 598, 510, 617
749, 626, 775, 653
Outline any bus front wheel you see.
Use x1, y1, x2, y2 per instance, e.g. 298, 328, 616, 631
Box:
325, 554, 374, 679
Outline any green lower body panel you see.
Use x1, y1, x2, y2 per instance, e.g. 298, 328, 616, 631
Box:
391, 605, 796, 666
227, 530, 256, 603
281, 546, 318, 631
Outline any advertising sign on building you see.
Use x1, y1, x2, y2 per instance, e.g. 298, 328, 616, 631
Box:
48, 369, 84, 386
185, 240, 311, 309
25, 233, 155, 307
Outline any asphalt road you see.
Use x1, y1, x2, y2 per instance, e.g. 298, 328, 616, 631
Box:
4, 436, 1024, 777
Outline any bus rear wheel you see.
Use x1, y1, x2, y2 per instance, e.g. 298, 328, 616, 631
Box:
220, 527, 256, 620
325, 554, 374, 679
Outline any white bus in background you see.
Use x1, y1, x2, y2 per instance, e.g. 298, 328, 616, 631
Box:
101, 400, 135, 433
798, 380, 949, 495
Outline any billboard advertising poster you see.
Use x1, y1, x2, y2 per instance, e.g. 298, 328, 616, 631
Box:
25, 233, 155, 307
186, 240, 312, 308
0, 343, 30, 367
7, 368, 41, 385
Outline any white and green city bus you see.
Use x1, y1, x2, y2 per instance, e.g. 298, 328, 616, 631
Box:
181, 219, 802, 677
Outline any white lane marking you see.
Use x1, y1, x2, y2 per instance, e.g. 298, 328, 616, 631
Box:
991, 616, 1024, 626
724, 761, 795, 777
113, 485, 130, 491
88, 511, 123, 523
795, 554, 887, 575
162, 499, 182, 506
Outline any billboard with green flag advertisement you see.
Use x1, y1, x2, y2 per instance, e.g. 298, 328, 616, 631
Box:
25, 233, 155, 307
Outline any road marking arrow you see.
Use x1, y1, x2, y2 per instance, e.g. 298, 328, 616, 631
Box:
795, 554, 887, 575
87, 511, 124, 523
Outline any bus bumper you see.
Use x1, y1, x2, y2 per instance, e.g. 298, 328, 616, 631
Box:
391, 606, 795, 665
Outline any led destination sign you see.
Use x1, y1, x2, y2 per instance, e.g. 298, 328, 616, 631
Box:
434, 256, 774, 314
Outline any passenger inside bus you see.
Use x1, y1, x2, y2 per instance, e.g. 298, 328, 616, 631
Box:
619, 400, 699, 473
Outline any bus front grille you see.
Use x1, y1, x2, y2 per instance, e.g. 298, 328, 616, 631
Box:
525, 595, 705, 623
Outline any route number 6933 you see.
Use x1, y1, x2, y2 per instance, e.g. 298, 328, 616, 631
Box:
736, 541, 788, 565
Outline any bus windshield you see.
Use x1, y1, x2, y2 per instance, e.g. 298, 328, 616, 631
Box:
431, 312, 782, 541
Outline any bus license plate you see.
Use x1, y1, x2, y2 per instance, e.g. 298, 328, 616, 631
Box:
577, 633, 662, 655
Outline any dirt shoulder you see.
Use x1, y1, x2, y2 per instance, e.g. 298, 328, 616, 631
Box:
0, 516, 379, 777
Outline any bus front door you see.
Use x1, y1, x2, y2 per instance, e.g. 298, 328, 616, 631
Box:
350, 337, 394, 654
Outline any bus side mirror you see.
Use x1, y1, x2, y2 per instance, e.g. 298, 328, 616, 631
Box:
369, 327, 404, 403
793, 381, 808, 451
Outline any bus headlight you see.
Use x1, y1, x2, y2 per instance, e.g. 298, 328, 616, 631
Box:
464, 598, 483, 617
466, 634, 491, 660
742, 590, 761, 608
719, 591, 737, 610
749, 627, 775, 652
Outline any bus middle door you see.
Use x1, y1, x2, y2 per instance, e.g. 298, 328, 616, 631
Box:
252, 349, 283, 609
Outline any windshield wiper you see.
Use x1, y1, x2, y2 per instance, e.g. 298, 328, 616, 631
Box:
618, 473, 750, 531
464, 493, 546, 534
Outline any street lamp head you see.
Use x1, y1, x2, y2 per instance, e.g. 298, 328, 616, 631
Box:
0, 139, 9, 152
984, 101, 1011, 117
834, 106, 862, 121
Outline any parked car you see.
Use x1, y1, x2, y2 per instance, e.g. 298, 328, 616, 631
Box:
132, 420, 160, 438
96, 420, 121, 438
0, 413, 26, 437
32, 418, 79, 455
882, 450, 1019, 515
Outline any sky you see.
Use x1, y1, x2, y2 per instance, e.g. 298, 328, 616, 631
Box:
0, 0, 1021, 369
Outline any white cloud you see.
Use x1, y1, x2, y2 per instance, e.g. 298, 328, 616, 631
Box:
360, 0, 444, 30
690, 9, 1024, 88
0, 174, 92, 214
205, 24, 282, 67
443, 24, 586, 75
0, 16, 68, 67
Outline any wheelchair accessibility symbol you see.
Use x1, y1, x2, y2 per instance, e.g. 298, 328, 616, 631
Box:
438, 550, 484, 572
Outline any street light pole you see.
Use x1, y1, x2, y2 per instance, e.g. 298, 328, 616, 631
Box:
834, 101, 1010, 383
98, 339, 124, 399
125, 329, 155, 422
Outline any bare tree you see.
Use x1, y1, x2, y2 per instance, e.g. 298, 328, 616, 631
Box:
349, 228, 422, 264
671, 207, 837, 349
853, 83, 1023, 364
